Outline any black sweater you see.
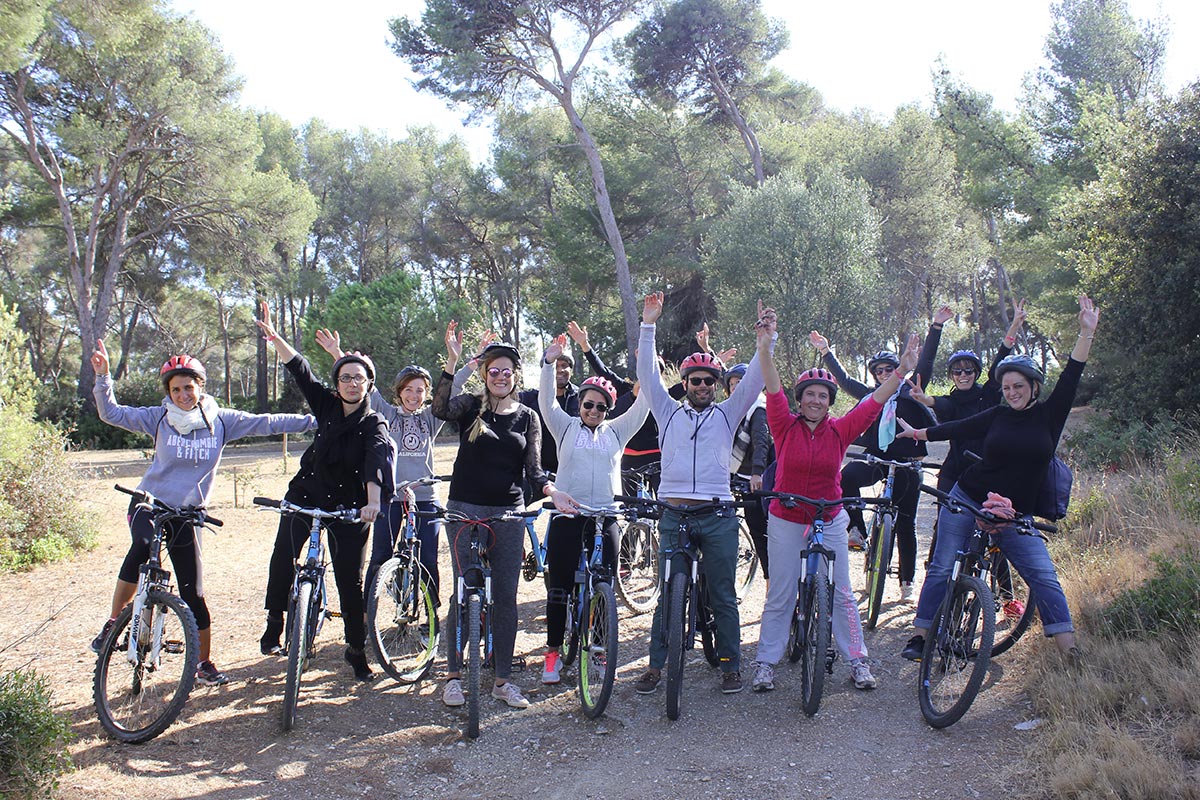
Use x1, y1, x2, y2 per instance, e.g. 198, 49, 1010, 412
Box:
929, 343, 1011, 486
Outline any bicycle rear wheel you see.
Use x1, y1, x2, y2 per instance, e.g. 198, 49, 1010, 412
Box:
919, 574, 995, 728
800, 576, 832, 717
93, 590, 199, 744
664, 573, 689, 721
579, 582, 618, 718
864, 513, 893, 630
368, 557, 438, 683
615, 521, 659, 614
465, 592, 482, 739
282, 580, 314, 731
734, 518, 758, 600
990, 554, 1036, 657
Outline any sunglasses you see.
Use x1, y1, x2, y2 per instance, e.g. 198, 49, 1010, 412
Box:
337, 374, 369, 385
581, 400, 609, 412
873, 366, 896, 376
688, 376, 717, 386
951, 367, 977, 377
487, 367, 514, 378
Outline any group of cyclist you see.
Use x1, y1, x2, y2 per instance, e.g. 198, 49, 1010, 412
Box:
87, 286, 1100, 711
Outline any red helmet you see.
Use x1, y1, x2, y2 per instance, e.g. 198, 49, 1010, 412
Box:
679, 352, 724, 378
160, 355, 206, 389
794, 367, 838, 404
579, 376, 617, 407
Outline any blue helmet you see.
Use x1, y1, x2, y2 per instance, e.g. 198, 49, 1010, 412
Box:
946, 350, 983, 376
995, 354, 1044, 384
723, 363, 748, 390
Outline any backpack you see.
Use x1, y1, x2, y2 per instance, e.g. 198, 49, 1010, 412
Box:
1033, 456, 1073, 521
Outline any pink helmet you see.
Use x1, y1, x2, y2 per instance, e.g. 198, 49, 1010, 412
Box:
579, 376, 617, 406
679, 352, 724, 378
794, 367, 838, 403
160, 355, 206, 389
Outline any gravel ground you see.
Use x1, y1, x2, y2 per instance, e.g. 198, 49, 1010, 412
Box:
0, 440, 1043, 800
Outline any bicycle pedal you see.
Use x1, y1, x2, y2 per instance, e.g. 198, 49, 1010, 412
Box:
510, 656, 527, 672
327, 611, 343, 619
161, 640, 185, 654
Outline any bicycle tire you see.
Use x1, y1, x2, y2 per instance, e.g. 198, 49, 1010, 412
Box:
786, 577, 804, 663
282, 580, 314, 732
865, 513, 893, 630
579, 581, 618, 718
664, 573, 689, 721
93, 590, 199, 744
734, 518, 758, 600
697, 575, 719, 668
919, 574, 995, 728
465, 592, 482, 739
615, 521, 660, 614
368, 557, 438, 683
990, 554, 1036, 657
800, 575, 832, 717
562, 586, 583, 668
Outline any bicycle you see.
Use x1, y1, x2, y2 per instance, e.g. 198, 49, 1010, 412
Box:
434, 506, 540, 739
253, 496, 360, 731
521, 507, 549, 582
730, 476, 762, 601
545, 502, 621, 718
616, 494, 750, 721
915, 484, 1056, 728
615, 463, 661, 613
845, 452, 939, 630
93, 484, 218, 744
366, 477, 441, 683
754, 490, 881, 716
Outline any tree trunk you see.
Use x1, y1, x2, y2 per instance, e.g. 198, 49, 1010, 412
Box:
707, 64, 765, 187
114, 302, 141, 381
256, 287, 268, 412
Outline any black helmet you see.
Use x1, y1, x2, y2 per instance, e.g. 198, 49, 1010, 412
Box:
476, 342, 521, 368
393, 364, 431, 388
867, 351, 901, 374
995, 354, 1044, 384
946, 350, 983, 375
332, 353, 376, 384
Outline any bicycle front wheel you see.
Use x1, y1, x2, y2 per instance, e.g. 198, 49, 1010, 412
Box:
990, 554, 1036, 657
615, 521, 660, 614
919, 574, 995, 728
93, 590, 199, 744
282, 580, 315, 732
734, 518, 758, 600
368, 557, 438, 683
800, 576, 832, 716
664, 573, 689, 721
864, 513, 893, 630
465, 592, 483, 739
579, 582, 618, 718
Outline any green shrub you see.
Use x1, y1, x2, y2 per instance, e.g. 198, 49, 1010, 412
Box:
1065, 409, 1188, 469
1097, 546, 1200, 648
1165, 451, 1200, 522
0, 668, 73, 799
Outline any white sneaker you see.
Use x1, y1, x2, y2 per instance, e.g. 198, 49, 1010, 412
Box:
442, 678, 466, 707
491, 681, 530, 709
852, 660, 877, 690
542, 650, 562, 684
900, 582, 915, 602
751, 661, 775, 692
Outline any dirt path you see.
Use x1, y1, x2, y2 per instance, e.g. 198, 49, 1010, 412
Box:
0, 441, 1038, 800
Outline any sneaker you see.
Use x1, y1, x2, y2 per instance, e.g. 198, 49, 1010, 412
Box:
847, 527, 867, 551
344, 646, 374, 681
900, 582, 915, 602
751, 661, 775, 692
196, 660, 229, 686
901, 634, 925, 661
851, 660, 877, 690
442, 678, 466, 707
259, 612, 284, 656
1003, 599, 1026, 620
491, 681, 530, 709
634, 668, 661, 694
90, 618, 117, 654
720, 671, 743, 694
541, 650, 562, 685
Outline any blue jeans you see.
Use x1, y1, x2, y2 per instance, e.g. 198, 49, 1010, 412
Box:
366, 499, 442, 606
647, 509, 741, 672
914, 484, 1074, 636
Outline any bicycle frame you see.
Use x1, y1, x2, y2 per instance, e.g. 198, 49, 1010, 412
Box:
289, 515, 330, 649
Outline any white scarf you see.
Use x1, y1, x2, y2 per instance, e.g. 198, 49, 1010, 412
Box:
164, 394, 218, 435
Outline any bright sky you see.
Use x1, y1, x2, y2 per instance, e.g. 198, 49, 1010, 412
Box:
173, 0, 1200, 162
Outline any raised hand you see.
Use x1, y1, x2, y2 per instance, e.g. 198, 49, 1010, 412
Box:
445, 320, 464, 362
809, 330, 829, 353
315, 328, 342, 359
91, 339, 110, 375
1012, 297, 1028, 328
933, 304, 954, 326
754, 301, 777, 348
255, 300, 278, 341
1078, 293, 1099, 334
899, 333, 920, 374
905, 374, 933, 407
717, 347, 738, 364
895, 418, 922, 440
642, 291, 664, 325
695, 322, 712, 354
566, 321, 590, 351
544, 334, 568, 364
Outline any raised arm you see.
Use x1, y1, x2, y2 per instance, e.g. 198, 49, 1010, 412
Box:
872, 334, 920, 405
915, 305, 953, 389
812, 330, 871, 400
255, 300, 299, 365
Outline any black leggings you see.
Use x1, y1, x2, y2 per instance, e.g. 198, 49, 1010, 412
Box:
736, 475, 770, 580
264, 514, 370, 650
118, 502, 211, 630
544, 514, 617, 649
840, 460, 921, 584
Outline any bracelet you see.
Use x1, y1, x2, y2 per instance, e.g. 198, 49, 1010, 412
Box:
265, 334, 277, 343
931, 323, 943, 330
1080, 334, 1094, 340
1004, 335, 1016, 345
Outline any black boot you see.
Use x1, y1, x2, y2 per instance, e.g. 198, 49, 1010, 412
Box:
260, 611, 284, 655
345, 646, 374, 681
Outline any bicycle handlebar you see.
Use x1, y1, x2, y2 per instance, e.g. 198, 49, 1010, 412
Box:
541, 501, 623, 516
430, 507, 542, 524
917, 484, 1056, 536
620, 462, 662, 477
252, 496, 361, 523
115, 484, 223, 527
846, 452, 942, 471
612, 494, 754, 516
751, 490, 883, 513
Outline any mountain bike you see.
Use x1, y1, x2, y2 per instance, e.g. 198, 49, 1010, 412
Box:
915, 484, 1056, 728
366, 477, 441, 683
546, 502, 621, 718
616, 494, 750, 721
730, 476, 761, 601
436, 507, 540, 739
93, 484, 218, 744
254, 497, 360, 731
845, 453, 939, 629
615, 463, 661, 613
755, 490, 880, 716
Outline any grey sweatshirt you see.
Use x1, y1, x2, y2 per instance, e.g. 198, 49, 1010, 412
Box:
94, 374, 316, 507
